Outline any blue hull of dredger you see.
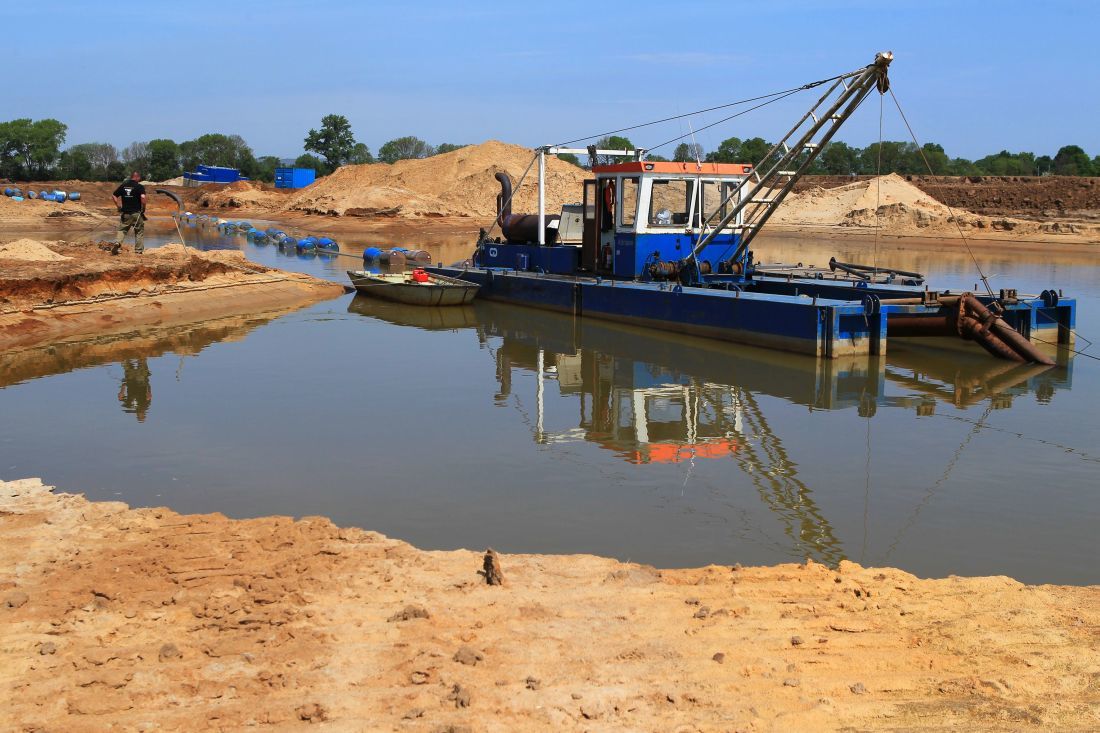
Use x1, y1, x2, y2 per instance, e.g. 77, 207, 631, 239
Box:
426, 263, 1077, 359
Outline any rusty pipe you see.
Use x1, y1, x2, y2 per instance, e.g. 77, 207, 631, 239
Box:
960, 294, 1054, 366
495, 172, 512, 229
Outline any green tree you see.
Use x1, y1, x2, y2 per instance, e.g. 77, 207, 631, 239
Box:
973, 150, 1036, 176
819, 141, 861, 175
294, 153, 328, 175
672, 142, 705, 163
1035, 155, 1053, 176
57, 147, 93, 180
253, 155, 281, 183
304, 114, 357, 170
0, 118, 67, 179
348, 143, 374, 165
949, 157, 979, 175
556, 153, 583, 167
66, 142, 118, 180
644, 153, 670, 162
121, 141, 149, 176
105, 160, 126, 181
146, 139, 181, 181
433, 143, 468, 155
588, 135, 634, 167
737, 137, 772, 167
860, 141, 907, 175
1053, 145, 1092, 176
706, 136, 743, 163
179, 133, 256, 173
378, 136, 434, 164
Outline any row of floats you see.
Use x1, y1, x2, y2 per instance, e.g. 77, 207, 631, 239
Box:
170, 211, 431, 265
3, 186, 81, 203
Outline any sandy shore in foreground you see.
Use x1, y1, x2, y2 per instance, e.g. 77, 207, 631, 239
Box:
1, 478, 1097, 732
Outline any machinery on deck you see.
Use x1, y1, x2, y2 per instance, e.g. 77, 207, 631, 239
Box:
434, 52, 1076, 363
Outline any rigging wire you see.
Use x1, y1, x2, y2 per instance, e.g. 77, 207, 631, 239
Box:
888, 88, 996, 300
873, 92, 884, 273
645, 88, 806, 154
552, 73, 852, 148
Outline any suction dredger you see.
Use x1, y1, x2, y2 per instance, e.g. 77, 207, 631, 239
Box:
428, 52, 1075, 363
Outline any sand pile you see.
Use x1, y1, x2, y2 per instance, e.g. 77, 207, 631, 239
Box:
770, 174, 1055, 234
197, 180, 288, 210
287, 140, 588, 220
0, 238, 70, 261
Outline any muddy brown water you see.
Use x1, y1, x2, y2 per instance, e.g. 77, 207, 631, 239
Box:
2, 221, 1098, 583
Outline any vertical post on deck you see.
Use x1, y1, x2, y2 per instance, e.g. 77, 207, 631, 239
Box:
537, 148, 546, 246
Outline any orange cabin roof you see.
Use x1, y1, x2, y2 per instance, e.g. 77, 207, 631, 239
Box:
592, 161, 753, 175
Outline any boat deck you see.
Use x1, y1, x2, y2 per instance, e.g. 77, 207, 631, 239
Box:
427, 266, 1076, 359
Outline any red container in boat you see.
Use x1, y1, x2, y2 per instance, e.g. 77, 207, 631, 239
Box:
411, 269, 430, 283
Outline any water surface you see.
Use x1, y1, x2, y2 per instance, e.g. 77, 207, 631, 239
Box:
1, 223, 1097, 584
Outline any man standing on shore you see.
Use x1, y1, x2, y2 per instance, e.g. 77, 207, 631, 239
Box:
111, 172, 147, 255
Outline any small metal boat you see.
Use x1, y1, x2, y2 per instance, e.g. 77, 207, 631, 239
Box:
346, 269, 480, 306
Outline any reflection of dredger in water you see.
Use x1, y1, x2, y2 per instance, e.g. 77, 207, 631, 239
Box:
118, 358, 152, 422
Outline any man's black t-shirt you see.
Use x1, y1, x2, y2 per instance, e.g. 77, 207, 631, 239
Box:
113, 181, 146, 213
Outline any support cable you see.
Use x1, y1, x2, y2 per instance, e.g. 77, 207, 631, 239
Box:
888, 88, 995, 300
553, 73, 852, 148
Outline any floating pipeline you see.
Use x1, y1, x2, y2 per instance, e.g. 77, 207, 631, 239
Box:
362, 247, 431, 267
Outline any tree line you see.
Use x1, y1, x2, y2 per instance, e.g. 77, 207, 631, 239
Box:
2, 115, 1097, 183
573, 135, 1097, 177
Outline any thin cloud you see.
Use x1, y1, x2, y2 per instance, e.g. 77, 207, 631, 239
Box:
620, 51, 749, 66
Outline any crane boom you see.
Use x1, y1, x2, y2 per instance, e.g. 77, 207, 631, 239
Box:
690, 51, 893, 265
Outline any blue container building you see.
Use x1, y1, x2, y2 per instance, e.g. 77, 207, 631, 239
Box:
274, 168, 316, 189
183, 165, 248, 186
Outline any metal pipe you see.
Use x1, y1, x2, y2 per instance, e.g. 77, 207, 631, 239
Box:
961, 294, 1054, 365
537, 149, 546, 246
829, 257, 923, 279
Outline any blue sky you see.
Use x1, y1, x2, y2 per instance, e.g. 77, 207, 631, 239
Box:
4, 0, 1096, 160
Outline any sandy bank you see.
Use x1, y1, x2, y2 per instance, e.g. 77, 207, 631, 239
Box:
0, 240, 347, 352
1, 478, 1096, 732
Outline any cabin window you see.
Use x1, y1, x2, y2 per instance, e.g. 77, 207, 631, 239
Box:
620, 177, 639, 228
648, 179, 695, 227
699, 180, 740, 228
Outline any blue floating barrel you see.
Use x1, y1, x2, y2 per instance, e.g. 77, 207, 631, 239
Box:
363, 246, 382, 261
3, 187, 12, 197
68, 192, 80, 201
315, 237, 338, 250
296, 237, 317, 252
282, 236, 298, 248
39, 191, 49, 200
27, 191, 38, 199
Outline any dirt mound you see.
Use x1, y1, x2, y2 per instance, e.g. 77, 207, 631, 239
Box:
0, 239, 70, 261
197, 180, 289, 210
0, 194, 103, 224
772, 173, 1058, 235
287, 140, 588, 220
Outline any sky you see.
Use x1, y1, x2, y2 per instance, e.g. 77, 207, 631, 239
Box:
4, 0, 1097, 161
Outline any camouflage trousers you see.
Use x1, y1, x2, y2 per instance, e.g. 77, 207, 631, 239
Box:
115, 212, 145, 253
